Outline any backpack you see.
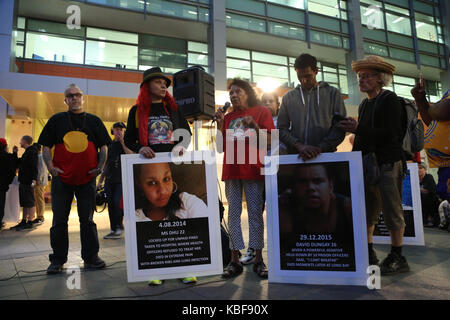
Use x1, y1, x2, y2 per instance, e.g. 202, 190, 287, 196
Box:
400, 97, 424, 160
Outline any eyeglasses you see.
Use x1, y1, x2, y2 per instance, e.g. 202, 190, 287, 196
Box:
66, 93, 83, 99
357, 73, 379, 80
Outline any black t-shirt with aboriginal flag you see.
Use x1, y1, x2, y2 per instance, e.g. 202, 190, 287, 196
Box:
38, 111, 111, 186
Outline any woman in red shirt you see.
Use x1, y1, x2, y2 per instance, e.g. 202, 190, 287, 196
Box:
215, 79, 275, 279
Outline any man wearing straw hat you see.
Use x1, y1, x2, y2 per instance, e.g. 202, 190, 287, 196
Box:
338, 56, 409, 275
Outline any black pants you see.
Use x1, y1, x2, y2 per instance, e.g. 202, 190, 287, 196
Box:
0, 185, 8, 223
104, 181, 124, 231
49, 177, 99, 264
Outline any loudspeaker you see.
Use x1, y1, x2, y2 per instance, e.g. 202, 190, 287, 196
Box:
173, 66, 215, 121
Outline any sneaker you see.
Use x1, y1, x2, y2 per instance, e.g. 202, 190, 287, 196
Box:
380, 252, 410, 275
103, 229, 122, 239
31, 218, 44, 226
369, 248, 379, 265
182, 277, 197, 284
10, 220, 27, 230
18, 221, 36, 231
148, 280, 163, 286
84, 256, 106, 270
240, 248, 256, 265
46, 263, 63, 274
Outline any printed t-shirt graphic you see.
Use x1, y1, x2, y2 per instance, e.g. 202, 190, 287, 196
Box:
424, 90, 450, 168
148, 116, 173, 146
38, 112, 111, 186
221, 106, 275, 181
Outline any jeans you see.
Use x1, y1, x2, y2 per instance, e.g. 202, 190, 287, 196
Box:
104, 182, 124, 231
49, 176, 99, 264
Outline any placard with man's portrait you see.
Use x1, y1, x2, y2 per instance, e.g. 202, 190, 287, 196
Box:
265, 152, 369, 286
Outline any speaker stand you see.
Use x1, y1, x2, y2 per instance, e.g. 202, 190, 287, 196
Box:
193, 117, 201, 151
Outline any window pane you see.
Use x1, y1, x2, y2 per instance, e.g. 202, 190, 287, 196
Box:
394, 75, 415, 86
139, 48, 187, 69
420, 54, 439, 67
268, 22, 305, 40
384, 4, 409, 15
140, 34, 186, 52
416, 21, 438, 42
389, 47, 415, 62
227, 68, 251, 80
252, 51, 287, 65
363, 26, 386, 42
188, 41, 208, 53
413, 0, 433, 15
339, 74, 348, 94
393, 84, 414, 98
386, 13, 411, 35
364, 42, 389, 56
418, 40, 438, 54
309, 13, 341, 32
188, 52, 208, 66
310, 30, 342, 48
199, 7, 210, 23
360, 4, 384, 30
86, 27, 138, 44
387, 32, 413, 47
226, 13, 266, 32
227, 48, 250, 60
86, 40, 138, 69
25, 33, 84, 64
15, 45, 24, 58
148, 0, 199, 21
267, 0, 305, 9
226, 0, 265, 15
308, 0, 341, 19
252, 62, 289, 79
88, 0, 144, 11
267, 4, 305, 24
18, 17, 25, 29
227, 58, 251, 70
253, 75, 289, 88
27, 19, 85, 38
323, 72, 338, 83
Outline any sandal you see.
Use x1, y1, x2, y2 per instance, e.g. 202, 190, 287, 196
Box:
222, 261, 243, 279
253, 261, 268, 279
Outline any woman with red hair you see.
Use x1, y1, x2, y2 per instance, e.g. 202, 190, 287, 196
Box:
124, 67, 191, 158
124, 67, 193, 285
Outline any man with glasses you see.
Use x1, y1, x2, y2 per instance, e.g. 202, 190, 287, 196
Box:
38, 84, 111, 274
338, 56, 409, 275
277, 53, 347, 160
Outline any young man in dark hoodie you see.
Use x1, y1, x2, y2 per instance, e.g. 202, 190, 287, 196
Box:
277, 53, 347, 160
11, 135, 38, 231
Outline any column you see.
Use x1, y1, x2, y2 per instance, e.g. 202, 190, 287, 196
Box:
439, 0, 450, 90
209, 0, 227, 91
0, 0, 17, 137
345, 0, 366, 116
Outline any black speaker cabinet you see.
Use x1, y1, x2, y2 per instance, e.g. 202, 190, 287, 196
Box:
173, 66, 215, 121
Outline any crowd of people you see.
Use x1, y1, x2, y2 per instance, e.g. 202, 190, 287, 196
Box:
0, 52, 449, 285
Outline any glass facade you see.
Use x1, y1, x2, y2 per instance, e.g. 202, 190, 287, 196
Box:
16, 17, 208, 74
360, 0, 446, 69
75, 0, 210, 22
225, 0, 349, 50
12, 1, 447, 100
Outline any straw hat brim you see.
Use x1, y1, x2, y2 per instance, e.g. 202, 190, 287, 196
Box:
351, 60, 396, 75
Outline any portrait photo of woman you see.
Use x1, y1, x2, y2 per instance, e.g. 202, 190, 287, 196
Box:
133, 162, 209, 222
